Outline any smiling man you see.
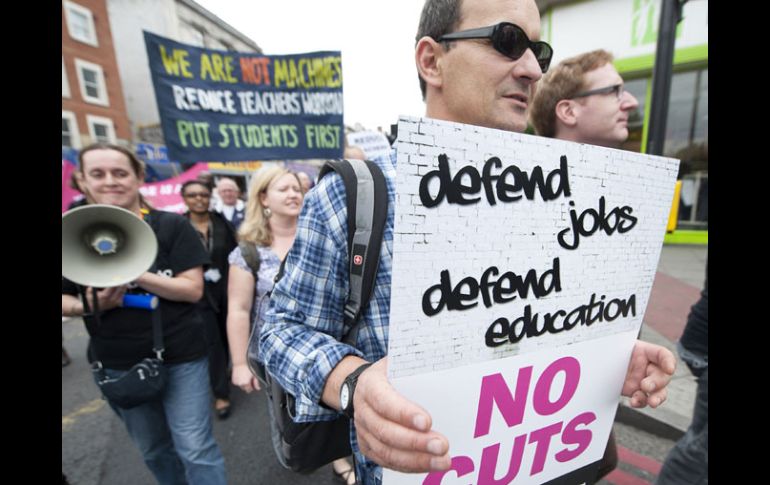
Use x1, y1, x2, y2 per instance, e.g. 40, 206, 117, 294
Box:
530, 49, 640, 148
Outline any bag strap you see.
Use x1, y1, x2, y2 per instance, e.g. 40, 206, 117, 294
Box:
239, 241, 261, 276
84, 287, 165, 365
318, 159, 388, 334
84, 210, 165, 367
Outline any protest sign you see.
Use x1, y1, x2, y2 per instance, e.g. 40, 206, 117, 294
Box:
62, 160, 82, 212
347, 130, 392, 160
138, 162, 209, 213
144, 32, 344, 163
384, 116, 679, 484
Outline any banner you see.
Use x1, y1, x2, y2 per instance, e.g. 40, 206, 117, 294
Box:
138, 162, 209, 213
384, 116, 679, 484
62, 160, 82, 212
144, 31, 344, 163
135, 142, 170, 164
207, 161, 264, 173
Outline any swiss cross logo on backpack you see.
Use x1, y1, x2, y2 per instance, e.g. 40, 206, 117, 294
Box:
351, 243, 367, 276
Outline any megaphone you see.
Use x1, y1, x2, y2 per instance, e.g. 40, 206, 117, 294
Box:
62, 204, 159, 289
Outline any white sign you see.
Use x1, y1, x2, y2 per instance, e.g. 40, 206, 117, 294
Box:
384, 331, 635, 485
347, 130, 392, 160
384, 116, 679, 484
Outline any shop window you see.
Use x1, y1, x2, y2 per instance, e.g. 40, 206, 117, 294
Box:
664, 67, 708, 228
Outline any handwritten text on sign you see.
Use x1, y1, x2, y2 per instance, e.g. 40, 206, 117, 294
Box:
144, 31, 344, 163
387, 116, 678, 379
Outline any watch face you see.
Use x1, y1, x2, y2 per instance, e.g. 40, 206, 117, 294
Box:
340, 383, 350, 410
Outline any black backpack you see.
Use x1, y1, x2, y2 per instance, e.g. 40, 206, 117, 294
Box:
243, 159, 388, 474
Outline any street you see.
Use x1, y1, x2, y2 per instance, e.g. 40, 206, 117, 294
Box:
62, 318, 341, 485
599, 422, 676, 485
63, 314, 680, 485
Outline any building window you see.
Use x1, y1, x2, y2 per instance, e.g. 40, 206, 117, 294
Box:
87, 115, 117, 144
62, 111, 81, 148
664, 68, 708, 175
64, 1, 98, 47
62, 58, 70, 98
75, 59, 109, 106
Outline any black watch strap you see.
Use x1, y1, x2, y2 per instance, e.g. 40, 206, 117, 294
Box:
341, 362, 373, 418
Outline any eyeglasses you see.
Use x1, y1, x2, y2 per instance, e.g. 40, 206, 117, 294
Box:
183, 192, 211, 199
438, 22, 553, 73
571, 83, 625, 101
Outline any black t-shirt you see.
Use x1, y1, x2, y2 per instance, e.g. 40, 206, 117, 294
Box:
62, 210, 211, 369
184, 211, 237, 313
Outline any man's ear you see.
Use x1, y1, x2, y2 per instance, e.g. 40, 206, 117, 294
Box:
555, 99, 579, 127
415, 36, 444, 91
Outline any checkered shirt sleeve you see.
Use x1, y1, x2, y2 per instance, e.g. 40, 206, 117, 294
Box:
259, 151, 396, 423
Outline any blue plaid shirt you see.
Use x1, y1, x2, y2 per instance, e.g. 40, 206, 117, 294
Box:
259, 151, 397, 485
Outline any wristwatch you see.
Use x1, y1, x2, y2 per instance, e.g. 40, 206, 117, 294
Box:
339, 362, 373, 419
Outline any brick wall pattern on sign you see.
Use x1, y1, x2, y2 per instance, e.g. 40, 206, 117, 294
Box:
387, 116, 680, 379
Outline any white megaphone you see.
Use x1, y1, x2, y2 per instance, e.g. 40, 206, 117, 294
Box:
62, 204, 159, 309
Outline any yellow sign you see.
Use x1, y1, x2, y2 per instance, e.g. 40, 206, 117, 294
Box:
207, 161, 263, 172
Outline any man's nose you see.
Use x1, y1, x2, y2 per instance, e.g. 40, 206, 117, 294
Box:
621, 91, 639, 111
512, 48, 544, 84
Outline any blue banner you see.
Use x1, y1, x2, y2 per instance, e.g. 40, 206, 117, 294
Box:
144, 31, 344, 163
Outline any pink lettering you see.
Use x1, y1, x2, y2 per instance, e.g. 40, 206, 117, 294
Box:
555, 412, 596, 462
528, 422, 563, 475
422, 456, 474, 485
477, 434, 527, 484
532, 357, 580, 416
474, 367, 533, 438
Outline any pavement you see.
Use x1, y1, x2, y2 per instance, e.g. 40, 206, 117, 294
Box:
615, 244, 708, 440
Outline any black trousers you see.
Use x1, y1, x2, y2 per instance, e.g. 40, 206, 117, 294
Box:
199, 305, 230, 400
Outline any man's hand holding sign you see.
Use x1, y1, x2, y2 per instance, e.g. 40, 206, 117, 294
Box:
624, 340, 676, 409
259, 2, 678, 484
377, 116, 679, 484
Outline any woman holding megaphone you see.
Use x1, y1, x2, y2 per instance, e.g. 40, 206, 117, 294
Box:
61, 143, 227, 485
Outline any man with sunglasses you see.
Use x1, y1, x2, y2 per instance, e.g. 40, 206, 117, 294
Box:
530, 49, 640, 148
260, 2, 675, 485
530, 48, 642, 483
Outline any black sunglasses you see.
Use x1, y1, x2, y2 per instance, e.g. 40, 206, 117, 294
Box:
438, 22, 553, 73
183, 191, 211, 199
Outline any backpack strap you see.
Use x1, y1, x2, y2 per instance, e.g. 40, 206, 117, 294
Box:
318, 159, 388, 329
238, 241, 261, 276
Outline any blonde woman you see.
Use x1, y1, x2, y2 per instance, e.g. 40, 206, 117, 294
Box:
226, 166, 355, 484
227, 166, 303, 394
